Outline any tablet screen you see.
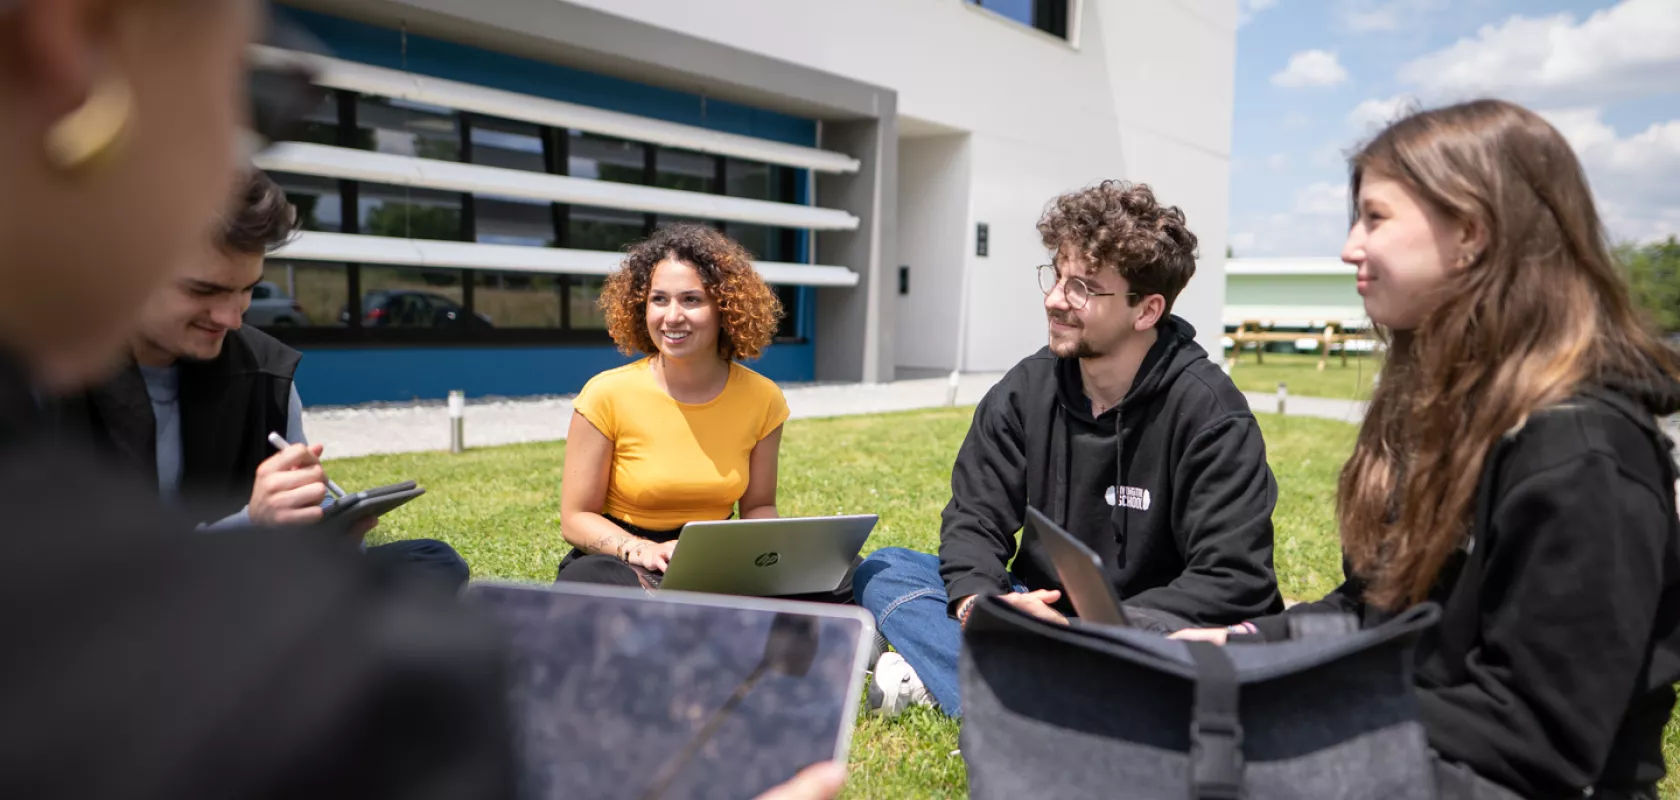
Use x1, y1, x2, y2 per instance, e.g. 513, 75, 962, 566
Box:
466, 583, 871, 800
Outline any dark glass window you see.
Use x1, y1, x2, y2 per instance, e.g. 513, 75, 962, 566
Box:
355, 96, 461, 161
569, 131, 646, 185
773, 284, 801, 340
357, 267, 477, 329
655, 148, 717, 193
571, 277, 608, 329
359, 182, 464, 241
476, 196, 554, 247
725, 158, 795, 202
290, 90, 341, 147
968, 0, 1069, 39
729, 223, 800, 263
570, 205, 644, 252
470, 118, 546, 173
475, 272, 563, 328
272, 172, 343, 232
252, 261, 348, 328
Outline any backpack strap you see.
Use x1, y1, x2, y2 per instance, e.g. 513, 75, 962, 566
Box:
1186, 641, 1244, 800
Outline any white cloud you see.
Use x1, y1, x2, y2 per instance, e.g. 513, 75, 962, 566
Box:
1238, 0, 1279, 27
1340, 0, 1447, 33
1229, 182, 1353, 258
1295, 182, 1350, 217
1397, 0, 1680, 107
1347, 95, 1419, 132
1266, 153, 1291, 173
1538, 107, 1680, 244
1271, 50, 1351, 88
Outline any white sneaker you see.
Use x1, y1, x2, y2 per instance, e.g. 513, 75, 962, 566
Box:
867, 652, 936, 717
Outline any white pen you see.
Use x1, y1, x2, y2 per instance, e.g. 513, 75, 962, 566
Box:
267, 431, 347, 499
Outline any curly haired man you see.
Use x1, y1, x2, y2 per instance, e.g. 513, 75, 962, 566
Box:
856, 181, 1285, 717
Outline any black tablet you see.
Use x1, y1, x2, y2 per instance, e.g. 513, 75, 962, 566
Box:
465, 581, 874, 800
1026, 506, 1131, 627
322, 480, 425, 523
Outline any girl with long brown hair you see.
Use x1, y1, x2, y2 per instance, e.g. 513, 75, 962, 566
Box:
1176, 99, 1680, 798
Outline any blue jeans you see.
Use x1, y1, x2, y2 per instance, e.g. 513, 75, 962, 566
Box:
854, 547, 1025, 718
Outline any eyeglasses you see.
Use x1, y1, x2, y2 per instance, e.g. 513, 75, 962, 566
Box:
1037, 264, 1136, 310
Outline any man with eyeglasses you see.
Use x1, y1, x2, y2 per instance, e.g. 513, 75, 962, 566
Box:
856, 181, 1283, 718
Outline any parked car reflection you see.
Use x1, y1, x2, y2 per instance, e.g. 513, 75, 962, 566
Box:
341, 290, 494, 328
244, 281, 311, 327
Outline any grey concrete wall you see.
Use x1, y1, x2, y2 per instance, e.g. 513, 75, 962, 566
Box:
815, 113, 899, 384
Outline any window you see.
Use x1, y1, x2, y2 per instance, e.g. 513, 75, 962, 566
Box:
475, 272, 563, 328
256, 261, 348, 328
358, 267, 475, 328
359, 182, 464, 241
968, 0, 1070, 39
469, 117, 546, 173
571, 277, 608, 329
570, 205, 645, 252
476, 196, 553, 247
256, 92, 816, 347
355, 96, 460, 161
655, 148, 718, 194
273, 172, 344, 232
569, 131, 646, 185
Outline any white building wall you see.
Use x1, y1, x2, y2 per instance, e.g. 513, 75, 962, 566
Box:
564, 0, 1237, 372
896, 135, 973, 372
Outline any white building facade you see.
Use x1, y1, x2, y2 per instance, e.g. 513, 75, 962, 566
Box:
261, 0, 1237, 404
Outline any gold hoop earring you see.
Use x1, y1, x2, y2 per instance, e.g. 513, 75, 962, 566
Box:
44, 74, 134, 173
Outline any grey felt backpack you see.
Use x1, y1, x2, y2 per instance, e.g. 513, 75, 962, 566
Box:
958, 600, 1450, 800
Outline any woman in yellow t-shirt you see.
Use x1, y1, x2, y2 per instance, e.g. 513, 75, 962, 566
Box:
557, 223, 795, 591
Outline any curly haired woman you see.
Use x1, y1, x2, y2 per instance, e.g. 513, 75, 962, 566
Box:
555, 224, 819, 593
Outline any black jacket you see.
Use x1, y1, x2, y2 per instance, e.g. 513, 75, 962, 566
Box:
0, 353, 515, 798
939, 316, 1284, 626
1252, 378, 1680, 798
51, 327, 299, 522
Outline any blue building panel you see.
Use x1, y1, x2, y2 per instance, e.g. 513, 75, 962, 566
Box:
296, 343, 816, 407
277, 7, 818, 147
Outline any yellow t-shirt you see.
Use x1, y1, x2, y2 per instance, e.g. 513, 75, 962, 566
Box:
572, 358, 790, 531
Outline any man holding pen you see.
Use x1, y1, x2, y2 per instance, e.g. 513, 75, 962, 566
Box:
51, 169, 469, 588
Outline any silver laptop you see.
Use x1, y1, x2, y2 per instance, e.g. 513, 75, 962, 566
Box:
660, 514, 878, 596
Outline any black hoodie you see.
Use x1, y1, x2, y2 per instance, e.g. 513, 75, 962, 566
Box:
1248, 374, 1680, 798
938, 316, 1284, 626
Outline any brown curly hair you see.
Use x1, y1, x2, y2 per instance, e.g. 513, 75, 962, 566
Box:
1037, 180, 1199, 313
600, 223, 783, 361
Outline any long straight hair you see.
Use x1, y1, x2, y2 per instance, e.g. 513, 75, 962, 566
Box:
1340, 99, 1680, 609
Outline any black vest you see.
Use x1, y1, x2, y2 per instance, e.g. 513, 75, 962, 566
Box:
51, 327, 301, 522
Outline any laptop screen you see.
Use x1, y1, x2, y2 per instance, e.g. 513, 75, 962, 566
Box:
466, 582, 871, 800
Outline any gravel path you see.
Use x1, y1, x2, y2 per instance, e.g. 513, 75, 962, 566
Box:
307, 371, 1378, 460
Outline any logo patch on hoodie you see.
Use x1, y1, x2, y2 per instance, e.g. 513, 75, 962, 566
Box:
1105, 485, 1152, 512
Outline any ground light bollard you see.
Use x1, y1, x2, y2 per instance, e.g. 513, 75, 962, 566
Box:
448, 390, 465, 454
1277, 381, 1288, 417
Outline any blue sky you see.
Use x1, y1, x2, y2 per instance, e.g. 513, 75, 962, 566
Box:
1229, 0, 1680, 258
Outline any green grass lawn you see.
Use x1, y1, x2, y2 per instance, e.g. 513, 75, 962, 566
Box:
1224, 349, 1383, 401
327, 406, 1678, 798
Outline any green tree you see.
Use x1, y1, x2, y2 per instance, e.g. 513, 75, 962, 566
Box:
1618, 236, 1680, 333
364, 203, 463, 241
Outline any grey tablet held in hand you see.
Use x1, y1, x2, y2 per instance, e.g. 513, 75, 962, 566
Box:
465, 581, 875, 800
321, 480, 424, 523
1026, 505, 1132, 627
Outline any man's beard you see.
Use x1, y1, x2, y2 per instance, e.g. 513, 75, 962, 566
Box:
1049, 313, 1107, 359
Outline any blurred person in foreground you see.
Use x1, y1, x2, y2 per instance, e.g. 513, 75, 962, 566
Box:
1174, 99, 1680, 799
0, 1, 844, 798
50, 167, 470, 589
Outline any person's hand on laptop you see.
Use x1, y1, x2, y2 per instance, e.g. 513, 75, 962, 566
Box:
626, 539, 680, 573
997, 589, 1069, 626
1169, 627, 1229, 645
754, 762, 846, 800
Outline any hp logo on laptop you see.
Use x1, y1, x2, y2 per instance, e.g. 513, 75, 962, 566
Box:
754, 552, 780, 567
